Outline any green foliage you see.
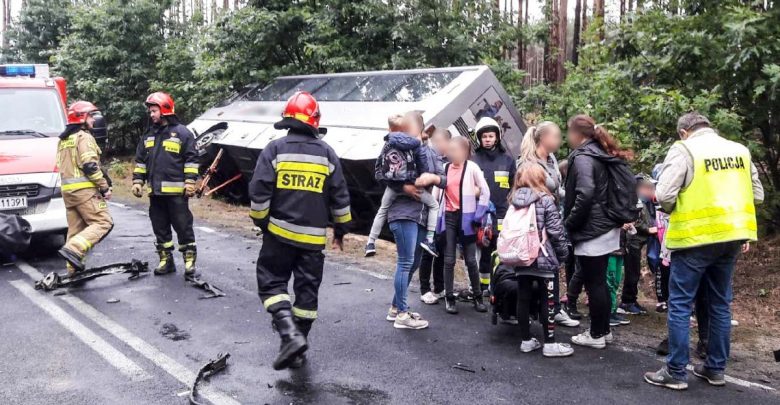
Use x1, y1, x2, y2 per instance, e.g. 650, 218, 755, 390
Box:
2, 0, 71, 63
520, 2, 780, 233
54, 0, 169, 150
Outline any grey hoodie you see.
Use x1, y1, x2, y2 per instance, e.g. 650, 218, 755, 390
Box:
510, 187, 569, 277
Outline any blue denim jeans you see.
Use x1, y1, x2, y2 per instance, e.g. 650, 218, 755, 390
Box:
667, 241, 741, 380
390, 220, 425, 313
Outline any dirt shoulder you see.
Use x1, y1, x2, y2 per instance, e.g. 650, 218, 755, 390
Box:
107, 158, 780, 387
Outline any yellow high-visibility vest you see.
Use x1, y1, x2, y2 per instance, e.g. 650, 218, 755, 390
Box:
665, 132, 757, 249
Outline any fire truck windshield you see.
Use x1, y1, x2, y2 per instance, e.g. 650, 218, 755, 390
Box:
0, 88, 66, 136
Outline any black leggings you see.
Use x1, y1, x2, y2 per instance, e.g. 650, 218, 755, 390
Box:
517, 275, 556, 343
621, 245, 643, 304
443, 211, 480, 296
577, 255, 611, 338
656, 262, 670, 302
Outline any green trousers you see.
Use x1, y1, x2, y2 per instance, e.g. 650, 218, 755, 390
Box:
606, 255, 624, 313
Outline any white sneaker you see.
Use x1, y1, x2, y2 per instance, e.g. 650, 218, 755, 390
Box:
554, 309, 581, 327
520, 338, 542, 353
420, 291, 440, 305
393, 311, 429, 329
543, 343, 574, 357
571, 330, 606, 349
585, 328, 614, 343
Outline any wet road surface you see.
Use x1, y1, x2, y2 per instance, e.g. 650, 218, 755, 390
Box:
0, 202, 777, 404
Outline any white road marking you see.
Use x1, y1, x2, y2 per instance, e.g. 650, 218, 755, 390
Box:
684, 364, 775, 391
15, 261, 241, 405
196, 226, 217, 234
108, 202, 127, 208
8, 279, 151, 382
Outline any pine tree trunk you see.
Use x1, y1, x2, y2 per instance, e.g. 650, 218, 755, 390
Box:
581, 0, 589, 40
620, 0, 626, 19
558, 0, 568, 82
517, 0, 524, 70
572, 0, 582, 66
545, 0, 560, 84
595, 0, 605, 40
1, 0, 8, 49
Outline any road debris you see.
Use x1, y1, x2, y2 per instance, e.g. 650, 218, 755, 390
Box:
189, 352, 231, 405
33, 260, 148, 291
160, 323, 190, 341
106, 298, 120, 304
333, 282, 351, 286
185, 274, 226, 299
452, 363, 476, 373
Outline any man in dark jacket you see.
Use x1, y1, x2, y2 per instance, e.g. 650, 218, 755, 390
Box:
132, 92, 200, 277
471, 117, 516, 295
249, 91, 352, 370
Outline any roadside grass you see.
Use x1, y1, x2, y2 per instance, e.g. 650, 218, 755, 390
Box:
108, 157, 780, 386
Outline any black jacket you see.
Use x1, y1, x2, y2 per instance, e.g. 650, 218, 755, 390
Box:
563, 140, 621, 243
510, 188, 569, 277
471, 148, 516, 220
133, 119, 198, 195
248, 120, 352, 251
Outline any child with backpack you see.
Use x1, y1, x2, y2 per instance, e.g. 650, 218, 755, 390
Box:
498, 162, 572, 357
365, 113, 443, 258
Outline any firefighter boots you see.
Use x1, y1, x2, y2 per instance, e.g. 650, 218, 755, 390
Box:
154, 244, 176, 275
58, 247, 85, 274
182, 245, 198, 278
271, 309, 308, 370
289, 318, 313, 369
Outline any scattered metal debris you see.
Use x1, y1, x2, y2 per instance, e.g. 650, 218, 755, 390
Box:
333, 282, 351, 286
185, 274, 226, 299
364, 288, 373, 292
189, 352, 231, 405
106, 298, 120, 304
34, 260, 148, 291
452, 363, 476, 373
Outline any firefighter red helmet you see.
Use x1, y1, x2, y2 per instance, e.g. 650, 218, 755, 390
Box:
67, 101, 99, 125
145, 92, 175, 116
282, 91, 321, 129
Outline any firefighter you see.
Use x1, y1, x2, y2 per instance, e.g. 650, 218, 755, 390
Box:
132, 92, 200, 278
56, 101, 114, 274
249, 91, 352, 370
470, 117, 516, 295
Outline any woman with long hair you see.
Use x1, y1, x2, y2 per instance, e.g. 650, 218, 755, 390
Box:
563, 114, 633, 349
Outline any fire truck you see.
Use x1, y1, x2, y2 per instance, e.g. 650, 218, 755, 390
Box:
0, 64, 69, 236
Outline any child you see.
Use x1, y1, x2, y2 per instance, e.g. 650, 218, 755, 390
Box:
365, 113, 443, 257
433, 136, 490, 314
510, 162, 573, 357
607, 227, 631, 327
619, 174, 656, 315
418, 128, 452, 304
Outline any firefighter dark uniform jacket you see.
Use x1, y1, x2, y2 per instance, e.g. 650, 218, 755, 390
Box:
470, 118, 516, 226
133, 120, 198, 195
57, 127, 110, 208
249, 122, 352, 251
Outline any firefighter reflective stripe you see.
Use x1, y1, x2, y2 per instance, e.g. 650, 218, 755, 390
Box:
480, 275, 491, 285
160, 181, 184, 193
268, 217, 327, 246
184, 163, 199, 175
292, 307, 318, 319
160, 241, 174, 249
86, 171, 104, 181
331, 206, 352, 224
59, 136, 76, 150
276, 161, 330, 175
497, 218, 503, 231
80, 151, 98, 161
144, 137, 155, 148
250, 200, 270, 220
70, 235, 93, 253
263, 293, 291, 309
494, 171, 510, 189
273, 153, 335, 174
162, 140, 181, 153
134, 163, 147, 174
62, 177, 95, 191
284, 112, 314, 123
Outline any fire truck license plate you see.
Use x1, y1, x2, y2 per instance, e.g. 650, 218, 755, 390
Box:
0, 196, 27, 210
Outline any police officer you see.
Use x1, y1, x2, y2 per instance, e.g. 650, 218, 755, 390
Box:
644, 112, 764, 390
249, 91, 351, 370
470, 117, 516, 295
57, 101, 113, 274
132, 92, 200, 278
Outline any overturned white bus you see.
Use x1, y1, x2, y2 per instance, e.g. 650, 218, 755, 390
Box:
188, 65, 526, 228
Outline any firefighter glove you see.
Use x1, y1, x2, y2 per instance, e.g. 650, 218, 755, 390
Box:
185, 181, 196, 198
131, 182, 144, 198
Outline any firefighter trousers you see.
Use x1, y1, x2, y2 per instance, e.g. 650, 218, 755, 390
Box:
64, 194, 113, 258
256, 233, 324, 321
149, 195, 195, 249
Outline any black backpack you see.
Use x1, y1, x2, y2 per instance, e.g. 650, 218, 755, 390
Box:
375, 145, 416, 183
603, 160, 640, 224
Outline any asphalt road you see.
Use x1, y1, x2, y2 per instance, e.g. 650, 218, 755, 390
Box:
1, 202, 777, 405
